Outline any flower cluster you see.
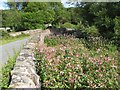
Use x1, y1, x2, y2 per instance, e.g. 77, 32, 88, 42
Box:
35, 35, 119, 88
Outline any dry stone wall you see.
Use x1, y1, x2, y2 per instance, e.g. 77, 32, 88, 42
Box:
9, 29, 52, 88
9, 29, 42, 37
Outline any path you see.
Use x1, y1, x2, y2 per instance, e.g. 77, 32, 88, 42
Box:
0, 38, 29, 66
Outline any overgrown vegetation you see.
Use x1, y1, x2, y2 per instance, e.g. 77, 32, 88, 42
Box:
35, 35, 119, 89
0, 49, 20, 88
60, 22, 76, 29
0, 30, 10, 38
44, 36, 59, 47
1, 1, 120, 89
2, 2, 120, 49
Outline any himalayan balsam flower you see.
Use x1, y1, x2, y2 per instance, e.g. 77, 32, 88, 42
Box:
51, 48, 56, 52
89, 57, 91, 60
60, 47, 65, 51
98, 60, 102, 65
54, 68, 58, 72
96, 70, 99, 72
68, 78, 76, 83
60, 71, 64, 75
105, 57, 111, 62
75, 54, 79, 57
107, 57, 111, 61
100, 55, 103, 58
97, 48, 101, 53
77, 64, 80, 67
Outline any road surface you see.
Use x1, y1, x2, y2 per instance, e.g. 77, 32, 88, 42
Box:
0, 38, 29, 66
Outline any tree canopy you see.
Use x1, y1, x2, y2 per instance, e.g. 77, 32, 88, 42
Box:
2, 2, 120, 38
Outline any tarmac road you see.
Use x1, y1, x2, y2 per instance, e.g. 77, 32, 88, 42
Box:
0, 38, 29, 66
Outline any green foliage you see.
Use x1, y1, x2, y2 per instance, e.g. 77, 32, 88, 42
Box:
2, 10, 22, 31
60, 22, 76, 29
2, 2, 120, 50
76, 22, 85, 30
77, 2, 120, 38
0, 30, 10, 38
35, 35, 119, 88
75, 23, 99, 38
82, 36, 116, 50
0, 50, 19, 88
0, 33, 29, 45
85, 26, 99, 36
6, 2, 23, 10
20, 2, 55, 30
114, 16, 120, 36
44, 36, 59, 47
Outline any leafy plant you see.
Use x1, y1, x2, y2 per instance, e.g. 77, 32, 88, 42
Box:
44, 36, 59, 47
60, 22, 76, 29
83, 26, 99, 37
0, 30, 10, 38
0, 49, 20, 88
35, 35, 119, 89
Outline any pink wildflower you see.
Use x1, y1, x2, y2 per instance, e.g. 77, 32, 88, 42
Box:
97, 48, 101, 53
75, 54, 79, 57
98, 60, 102, 65
107, 57, 111, 61
68, 78, 76, 83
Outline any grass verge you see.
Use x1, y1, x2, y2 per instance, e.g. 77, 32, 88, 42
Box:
0, 49, 20, 88
0, 34, 29, 46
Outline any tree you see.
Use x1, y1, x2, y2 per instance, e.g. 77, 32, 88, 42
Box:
75, 2, 120, 38
0, 10, 2, 28
2, 10, 22, 31
21, 2, 55, 30
49, 2, 71, 26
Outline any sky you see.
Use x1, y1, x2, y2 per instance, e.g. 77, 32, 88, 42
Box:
0, 0, 9, 10
0, 0, 75, 10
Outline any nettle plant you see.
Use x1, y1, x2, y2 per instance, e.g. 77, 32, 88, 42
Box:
35, 35, 119, 88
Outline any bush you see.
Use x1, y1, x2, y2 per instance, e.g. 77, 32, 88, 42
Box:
76, 22, 85, 30
0, 30, 10, 38
85, 26, 99, 36
114, 16, 120, 36
60, 22, 76, 29
75, 24, 99, 38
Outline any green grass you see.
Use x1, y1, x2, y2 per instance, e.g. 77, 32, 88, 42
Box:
0, 34, 30, 46
0, 49, 20, 88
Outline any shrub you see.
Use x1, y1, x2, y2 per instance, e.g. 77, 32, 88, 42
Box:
76, 22, 85, 30
85, 26, 99, 36
114, 16, 120, 36
74, 23, 87, 38
75, 24, 99, 38
0, 30, 10, 38
60, 22, 76, 29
